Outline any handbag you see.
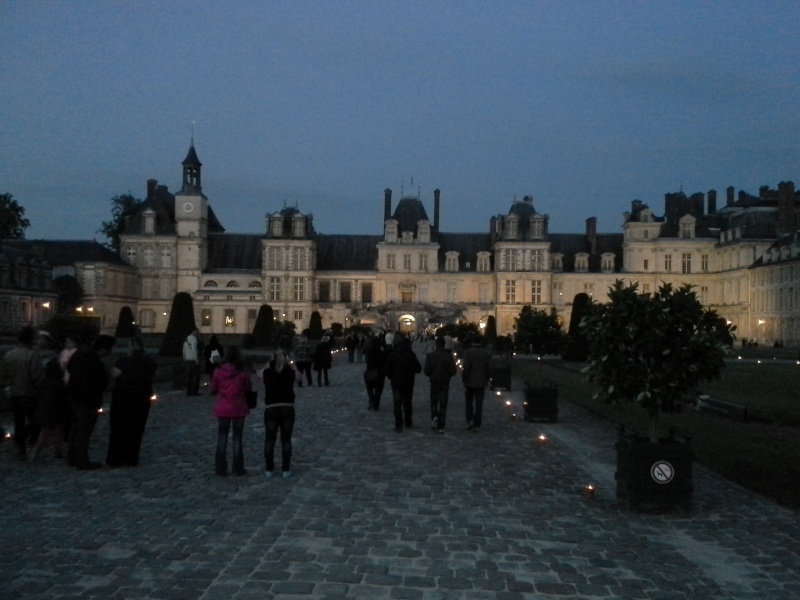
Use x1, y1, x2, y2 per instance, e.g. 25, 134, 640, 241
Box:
245, 390, 257, 409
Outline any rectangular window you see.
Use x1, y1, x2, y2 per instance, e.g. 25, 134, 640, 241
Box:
682, 253, 692, 274
643, 259, 649, 271
291, 248, 304, 270
531, 280, 542, 304
267, 247, 282, 270
318, 281, 330, 302
248, 309, 257, 331
701, 254, 709, 272
447, 283, 457, 303
361, 282, 373, 304
140, 309, 154, 327
160, 278, 170, 299
294, 310, 303, 321
479, 284, 489, 304
446, 256, 458, 272
142, 278, 153, 300
224, 309, 235, 327
340, 282, 352, 303
530, 250, 544, 272
601, 256, 614, 273
507, 250, 518, 271
386, 253, 395, 270
293, 277, 305, 301
477, 254, 490, 272
505, 280, 516, 303
642, 283, 651, 294
269, 277, 281, 302
125, 246, 137, 266
583, 283, 594, 296
161, 247, 172, 268
665, 254, 673, 272
403, 254, 411, 270
419, 254, 428, 271
202, 309, 212, 328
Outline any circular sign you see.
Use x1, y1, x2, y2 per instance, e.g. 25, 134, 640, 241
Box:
651, 461, 674, 484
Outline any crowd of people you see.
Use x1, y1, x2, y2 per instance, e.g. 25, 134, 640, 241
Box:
3, 325, 493, 480
1, 326, 156, 470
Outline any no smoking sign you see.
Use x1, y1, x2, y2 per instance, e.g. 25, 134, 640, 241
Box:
651, 460, 675, 484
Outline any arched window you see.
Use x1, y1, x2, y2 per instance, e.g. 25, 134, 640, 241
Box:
226, 281, 240, 288
204, 280, 218, 288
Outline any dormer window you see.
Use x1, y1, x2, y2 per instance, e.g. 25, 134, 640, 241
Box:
418, 221, 430, 243
143, 209, 156, 234
601, 253, 615, 273
477, 252, 491, 272
505, 215, 519, 239
575, 253, 589, 272
385, 220, 398, 243
445, 251, 459, 272
270, 215, 283, 237
551, 254, 563, 272
292, 215, 305, 238
679, 215, 696, 239
530, 216, 544, 239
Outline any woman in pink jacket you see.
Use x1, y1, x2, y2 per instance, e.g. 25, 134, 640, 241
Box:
210, 345, 252, 476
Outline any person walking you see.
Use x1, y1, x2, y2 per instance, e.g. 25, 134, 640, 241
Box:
313, 335, 332, 386
262, 350, 296, 478
29, 331, 67, 462
183, 328, 202, 396
363, 333, 388, 411
210, 345, 252, 476
384, 334, 421, 432
294, 334, 313, 387
424, 336, 457, 433
66, 335, 109, 470
461, 336, 491, 432
2, 326, 42, 459
203, 335, 224, 383
105, 336, 157, 468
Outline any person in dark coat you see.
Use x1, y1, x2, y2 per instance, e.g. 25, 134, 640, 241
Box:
2, 326, 42, 459
461, 336, 492, 432
29, 331, 67, 462
363, 333, 387, 411
262, 350, 296, 478
204, 335, 224, 380
294, 334, 313, 387
313, 335, 333, 386
424, 336, 457, 433
66, 337, 109, 470
106, 336, 157, 467
384, 334, 422, 432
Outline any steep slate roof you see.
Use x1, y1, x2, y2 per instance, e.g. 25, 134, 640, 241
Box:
1, 239, 130, 266
207, 233, 263, 271
122, 183, 225, 236
437, 233, 492, 271
549, 233, 624, 272
392, 196, 430, 235
314, 234, 382, 271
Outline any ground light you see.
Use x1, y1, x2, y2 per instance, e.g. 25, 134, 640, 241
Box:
583, 484, 597, 499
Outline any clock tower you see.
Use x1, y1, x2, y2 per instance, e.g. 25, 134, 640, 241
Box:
175, 142, 208, 293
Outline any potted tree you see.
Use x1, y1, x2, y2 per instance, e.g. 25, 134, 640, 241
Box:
515, 306, 565, 422
581, 281, 734, 510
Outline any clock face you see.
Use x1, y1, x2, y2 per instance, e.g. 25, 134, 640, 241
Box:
182, 202, 194, 213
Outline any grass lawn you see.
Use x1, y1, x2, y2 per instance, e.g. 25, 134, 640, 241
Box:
513, 358, 800, 511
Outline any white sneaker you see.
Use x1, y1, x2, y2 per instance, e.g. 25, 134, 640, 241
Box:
282, 471, 293, 478
431, 417, 438, 429
264, 471, 274, 479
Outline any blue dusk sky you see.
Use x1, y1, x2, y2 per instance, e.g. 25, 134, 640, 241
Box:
2, 1, 798, 241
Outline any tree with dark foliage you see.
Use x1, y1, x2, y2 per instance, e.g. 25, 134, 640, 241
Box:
0, 193, 31, 239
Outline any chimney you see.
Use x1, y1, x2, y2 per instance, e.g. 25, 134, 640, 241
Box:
384, 188, 392, 222
726, 186, 735, 207
586, 217, 597, 254
777, 181, 796, 235
707, 189, 717, 214
433, 188, 440, 231
147, 179, 158, 200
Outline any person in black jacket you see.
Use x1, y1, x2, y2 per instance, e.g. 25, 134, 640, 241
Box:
363, 333, 388, 411
384, 334, 422, 432
66, 336, 109, 470
262, 350, 297, 478
424, 336, 457, 433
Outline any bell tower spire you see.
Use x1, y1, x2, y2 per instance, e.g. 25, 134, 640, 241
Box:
181, 140, 202, 193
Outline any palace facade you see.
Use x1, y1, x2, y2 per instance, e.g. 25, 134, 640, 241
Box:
14, 144, 800, 345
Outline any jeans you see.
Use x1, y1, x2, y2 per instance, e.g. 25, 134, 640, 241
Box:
216, 417, 245, 475
264, 406, 295, 473
186, 360, 201, 395
429, 382, 450, 429
465, 386, 485, 427
392, 384, 414, 430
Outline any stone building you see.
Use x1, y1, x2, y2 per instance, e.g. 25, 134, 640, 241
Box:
0, 242, 58, 333
88, 143, 800, 345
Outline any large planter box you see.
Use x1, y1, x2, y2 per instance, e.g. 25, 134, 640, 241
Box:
615, 427, 694, 511
523, 382, 558, 423
489, 363, 512, 391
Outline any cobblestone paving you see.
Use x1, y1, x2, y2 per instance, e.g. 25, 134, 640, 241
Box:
1, 348, 798, 599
